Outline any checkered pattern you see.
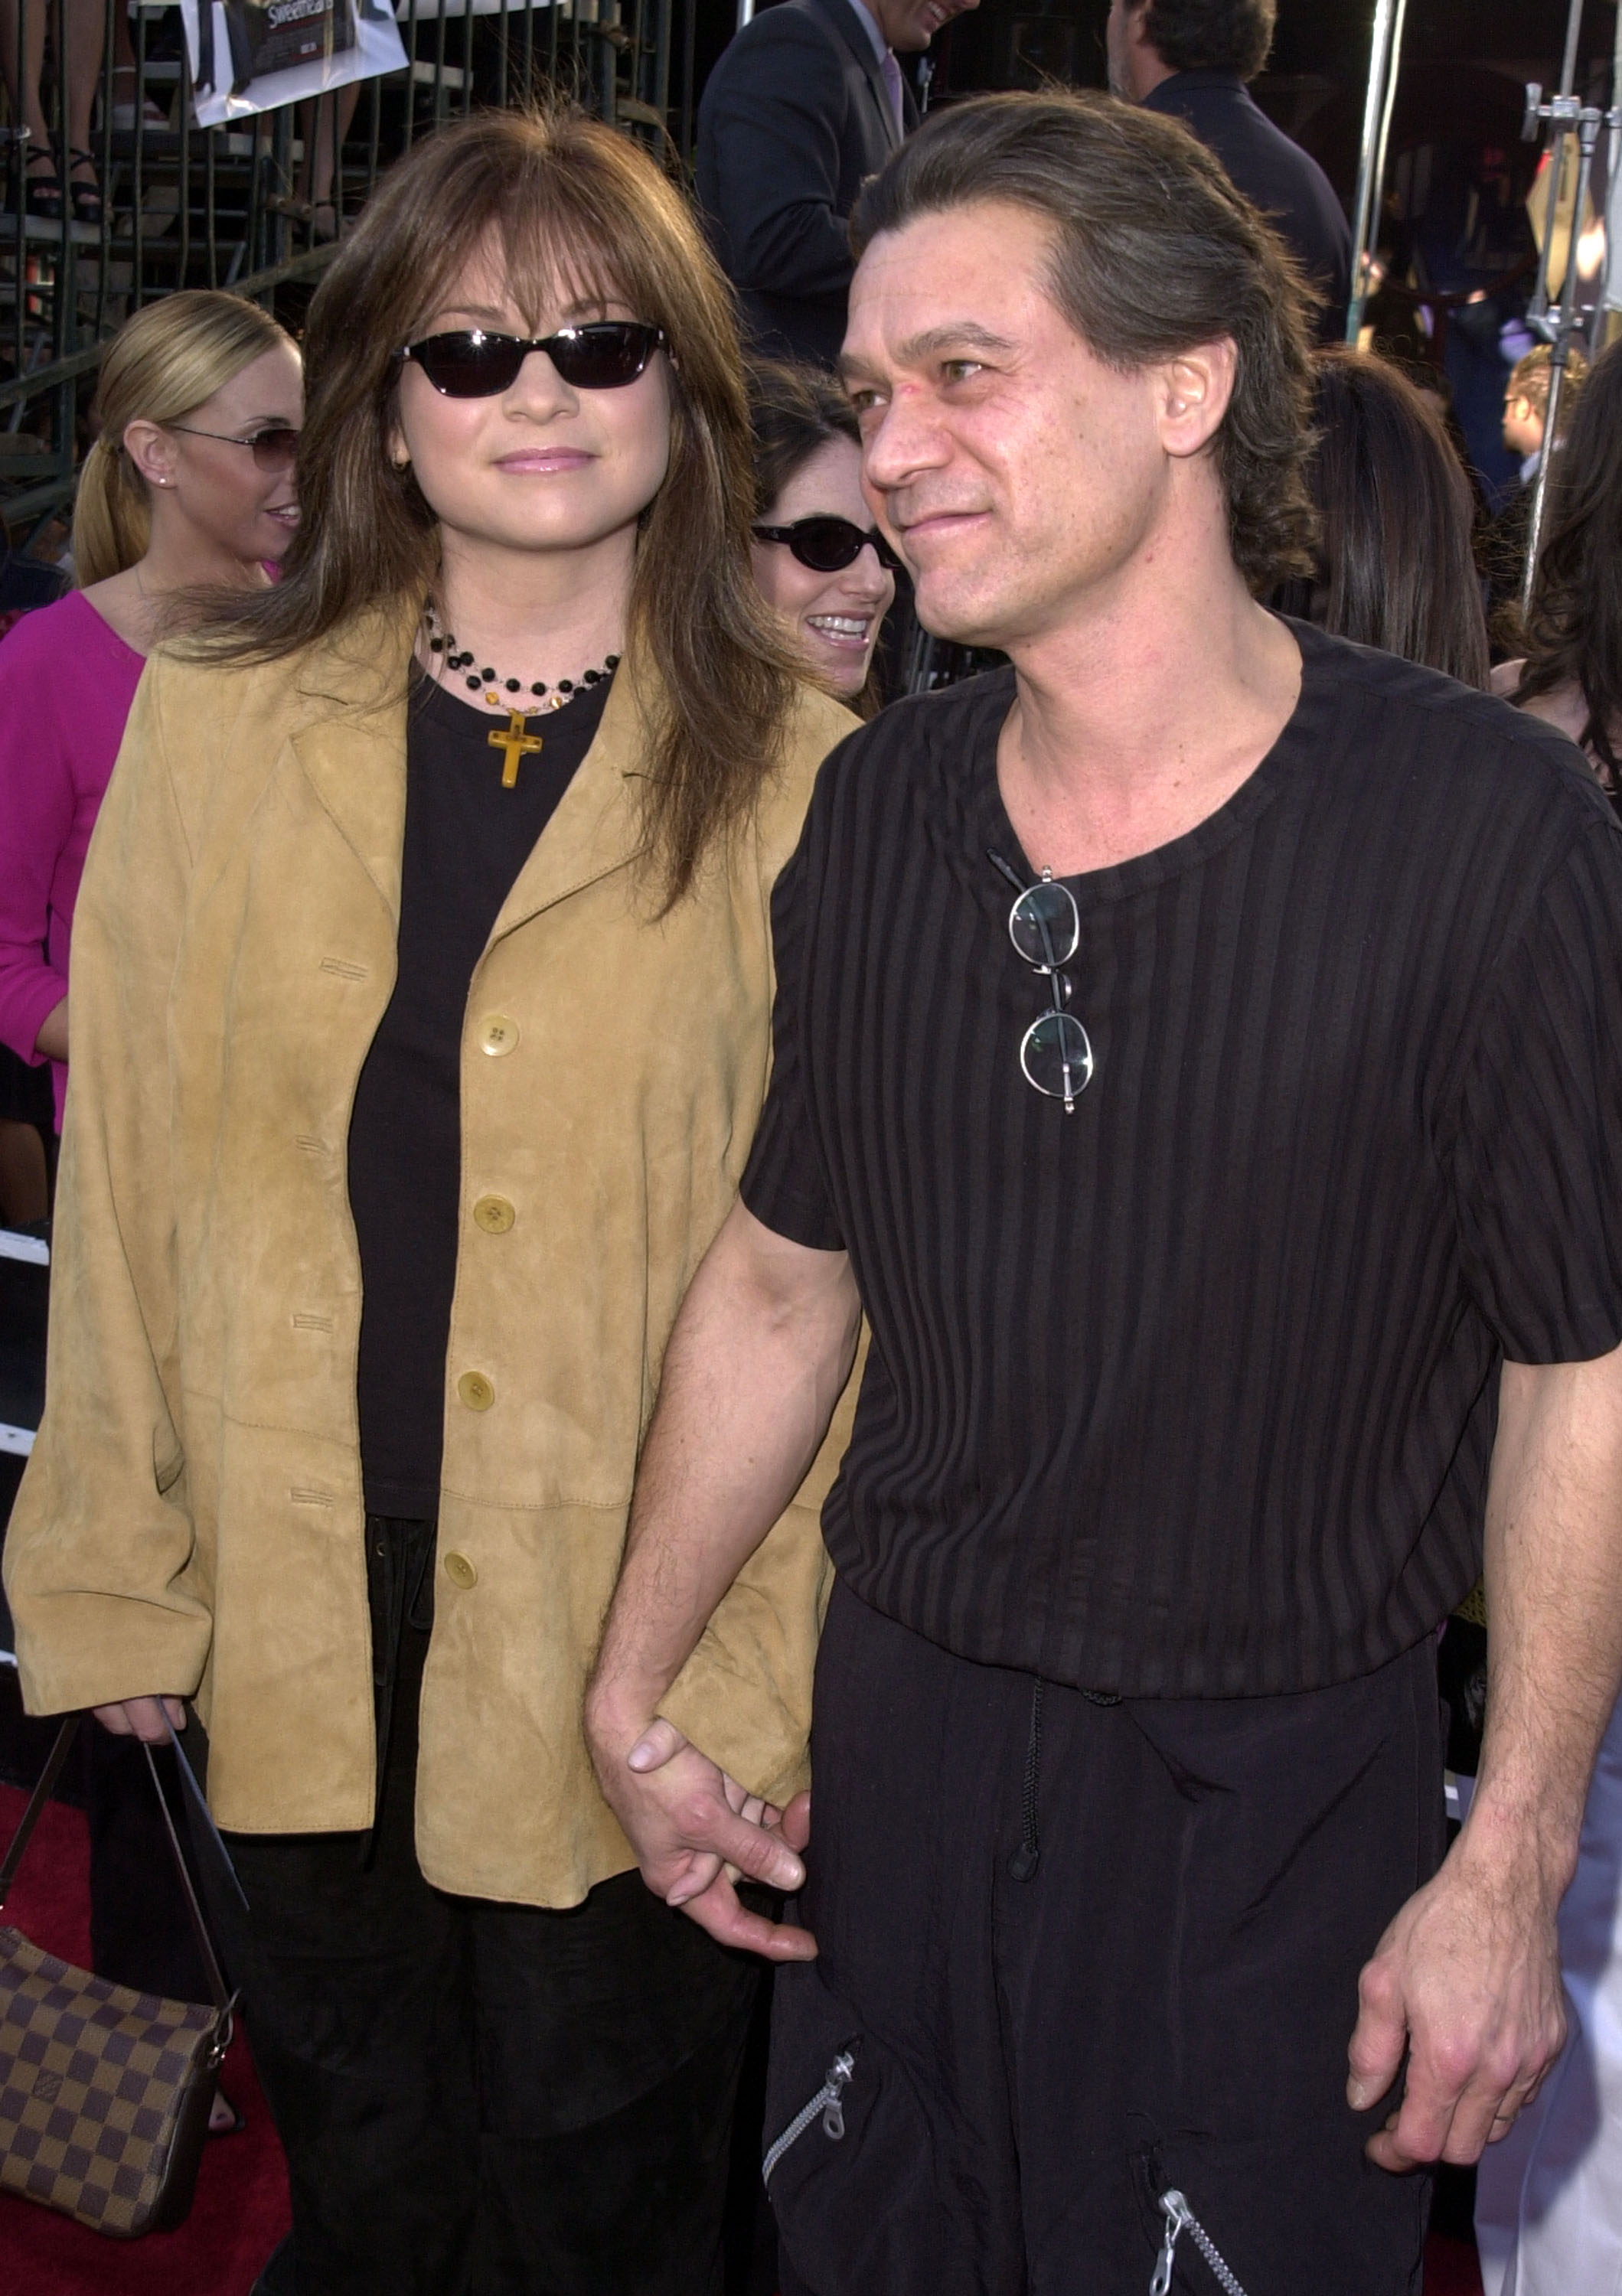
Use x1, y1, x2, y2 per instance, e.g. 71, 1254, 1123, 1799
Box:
0, 1923, 223, 2236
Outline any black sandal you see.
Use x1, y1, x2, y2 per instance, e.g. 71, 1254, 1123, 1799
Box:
22, 149, 64, 222
65, 148, 103, 227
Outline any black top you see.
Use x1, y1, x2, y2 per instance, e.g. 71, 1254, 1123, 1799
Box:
696, 0, 912, 368
348, 670, 612, 1517
742, 623, 1622, 1697
1143, 70, 1353, 341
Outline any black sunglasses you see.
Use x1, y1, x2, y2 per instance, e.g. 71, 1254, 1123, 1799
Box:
397, 322, 667, 398
752, 516, 902, 576
166, 422, 300, 471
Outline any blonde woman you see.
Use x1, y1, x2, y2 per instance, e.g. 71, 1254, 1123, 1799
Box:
0, 289, 301, 1130
4, 108, 855, 2294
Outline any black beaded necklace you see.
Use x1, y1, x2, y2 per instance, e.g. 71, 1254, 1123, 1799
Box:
423, 597, 619, 711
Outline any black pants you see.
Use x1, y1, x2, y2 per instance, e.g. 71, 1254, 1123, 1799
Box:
87, 1729, 211, 2001
765, 1580, 1445, 2296
199, 1517, 760, 2296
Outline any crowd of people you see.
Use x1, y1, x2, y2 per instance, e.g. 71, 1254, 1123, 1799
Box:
2, 2, 1622, 2293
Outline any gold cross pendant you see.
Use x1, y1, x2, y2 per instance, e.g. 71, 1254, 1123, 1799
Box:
487, 705, 545, 789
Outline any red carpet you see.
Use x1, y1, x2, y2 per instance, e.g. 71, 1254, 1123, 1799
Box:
0, 1784, 1485, 2294
1427, 2232, 1486, 2295
0, 1782, 291, 2294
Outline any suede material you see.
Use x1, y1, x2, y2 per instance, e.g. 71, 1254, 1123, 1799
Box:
5, 605, 858, 1906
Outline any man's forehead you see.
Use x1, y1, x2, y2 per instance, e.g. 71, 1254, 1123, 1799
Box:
844, 208, 1063, 370
839, 318, 1022, 384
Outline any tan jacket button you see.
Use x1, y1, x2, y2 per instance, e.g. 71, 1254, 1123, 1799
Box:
478, 1015, 518, 1057
443, 1551, 478, 1590
457, 1370, 494, 1411
472, 1194, 515, 1234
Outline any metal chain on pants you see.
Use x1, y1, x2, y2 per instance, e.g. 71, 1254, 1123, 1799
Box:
1150, 2190, 1252, 2296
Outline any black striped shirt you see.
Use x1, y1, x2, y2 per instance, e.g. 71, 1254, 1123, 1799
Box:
741, 622, 1622, 1695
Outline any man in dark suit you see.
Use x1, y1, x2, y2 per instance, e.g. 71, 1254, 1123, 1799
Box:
697, 0, 979, 367
1108, 0, 1352, 339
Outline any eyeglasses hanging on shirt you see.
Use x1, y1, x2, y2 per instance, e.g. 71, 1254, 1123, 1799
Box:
989, 850, 1094, 1114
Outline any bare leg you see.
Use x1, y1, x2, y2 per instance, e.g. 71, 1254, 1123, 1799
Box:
295, 76, 358, 235
109, 0, 162, 126
61, 0, 106, 213
0, 0, 52, 154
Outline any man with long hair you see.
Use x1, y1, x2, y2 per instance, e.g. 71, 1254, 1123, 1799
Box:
589, 92, 1622, 2294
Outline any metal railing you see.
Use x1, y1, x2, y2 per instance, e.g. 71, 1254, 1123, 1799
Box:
1, 0, 698, 543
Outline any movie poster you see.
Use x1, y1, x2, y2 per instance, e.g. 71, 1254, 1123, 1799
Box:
181, 0, 406, 129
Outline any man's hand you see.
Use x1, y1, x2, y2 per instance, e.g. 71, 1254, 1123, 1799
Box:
92, 1696, 185, 1743
588, 1706, 817, 1962
1347, 1834, 1567, 2169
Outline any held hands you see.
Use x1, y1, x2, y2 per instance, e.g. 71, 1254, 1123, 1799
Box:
91, 1697, 186, 1743
1347, 1832, 1567, 2170
587, 1707, 817, 1962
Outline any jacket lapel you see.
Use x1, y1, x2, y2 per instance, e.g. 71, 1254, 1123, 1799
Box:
284, 610, 650, 941
289, 609, 415, 924
808, 0, 904, 152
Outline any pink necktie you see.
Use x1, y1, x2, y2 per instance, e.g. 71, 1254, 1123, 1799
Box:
882, 48, 906, 134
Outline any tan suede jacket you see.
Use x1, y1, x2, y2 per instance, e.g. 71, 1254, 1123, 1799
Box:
3, 610, 857, 1906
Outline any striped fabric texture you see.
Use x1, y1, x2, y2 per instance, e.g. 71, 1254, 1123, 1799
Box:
742, 622, 1622, 1697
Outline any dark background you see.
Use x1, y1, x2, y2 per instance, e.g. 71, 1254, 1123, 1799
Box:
688, 0, 1622, 500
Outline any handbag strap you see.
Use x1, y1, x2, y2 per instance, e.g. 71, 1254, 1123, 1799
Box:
0, 1712, 233, 2020
139, 1741, 233, 2016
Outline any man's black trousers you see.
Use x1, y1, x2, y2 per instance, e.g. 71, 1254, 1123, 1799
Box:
197, 1517, 759, 2296
765, 1580, 1445, 2296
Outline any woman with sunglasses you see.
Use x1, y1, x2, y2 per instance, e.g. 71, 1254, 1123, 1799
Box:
749, 358, 897, 714
5, 106, 855, 2296
0, 288, 300, 1131
0, 284, 298, 2142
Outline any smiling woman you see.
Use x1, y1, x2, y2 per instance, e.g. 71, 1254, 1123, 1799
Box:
0, 287, 301, 1125
195, 100, 804, 904
1, 103, 858, 2296
748, 358, 898, 714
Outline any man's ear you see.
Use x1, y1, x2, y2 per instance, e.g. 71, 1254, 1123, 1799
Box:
1157, 342, 1239, 460
121, 419, 181, 491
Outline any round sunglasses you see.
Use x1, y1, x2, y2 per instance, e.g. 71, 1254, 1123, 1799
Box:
752, 515, 902, 576
990, 853, 1093, 1114
397, 322, 667, 398
166, 422, 300, 472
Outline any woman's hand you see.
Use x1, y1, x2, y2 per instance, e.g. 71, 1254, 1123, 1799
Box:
92, 1695, 186, 1742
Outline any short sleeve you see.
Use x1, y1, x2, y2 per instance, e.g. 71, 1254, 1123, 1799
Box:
741, 831, 846, 1252
1449, 815, 1622, 1362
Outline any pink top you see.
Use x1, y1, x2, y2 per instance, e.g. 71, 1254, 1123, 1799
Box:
0, 591, 145, 1130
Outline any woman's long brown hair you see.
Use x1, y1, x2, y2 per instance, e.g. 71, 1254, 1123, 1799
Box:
1516, 339, 1622, 781
1277, 349, 1490, 690
190, 106, 800, 904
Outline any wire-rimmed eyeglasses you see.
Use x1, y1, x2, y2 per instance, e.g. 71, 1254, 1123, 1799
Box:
989, 850, 1094, 1114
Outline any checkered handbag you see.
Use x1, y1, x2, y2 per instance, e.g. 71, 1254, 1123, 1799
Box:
0, 1716, 234, 2236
